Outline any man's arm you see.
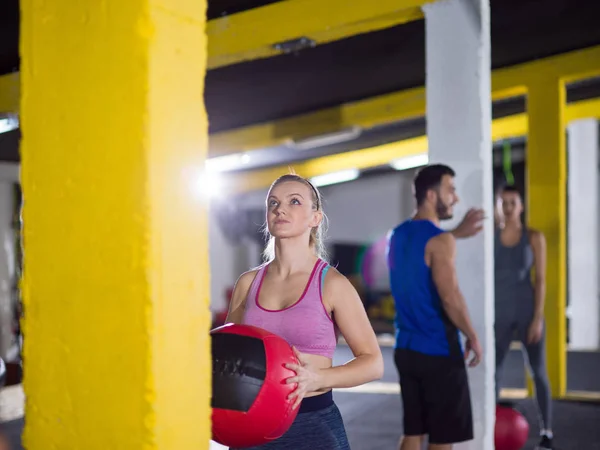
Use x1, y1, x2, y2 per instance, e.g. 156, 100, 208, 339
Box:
429, 233, 479, 342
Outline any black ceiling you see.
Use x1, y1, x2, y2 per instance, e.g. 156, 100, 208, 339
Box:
0, 0, 288, 75
0, 0, 19, 75
1, 0, 600, 136
205, 0, 600, 132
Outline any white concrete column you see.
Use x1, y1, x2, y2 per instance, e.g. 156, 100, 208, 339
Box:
0, 182, 15, 360
208, 204, 238, 314
246, 238, 262, 268
567, 119, 599, 350
0, 164, 18, 361
233, 238, 261, 275
398, 169, 418, 221
424, 1, 494, 449
208, 203, 263, 315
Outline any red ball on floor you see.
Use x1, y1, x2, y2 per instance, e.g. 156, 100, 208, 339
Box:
495, 405, 529, 450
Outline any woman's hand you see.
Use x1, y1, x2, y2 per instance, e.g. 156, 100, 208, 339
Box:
284, 347, 324, 409
527, 316, 544, 344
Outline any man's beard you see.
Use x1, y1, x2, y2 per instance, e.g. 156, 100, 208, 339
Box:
436, 197, 453, 221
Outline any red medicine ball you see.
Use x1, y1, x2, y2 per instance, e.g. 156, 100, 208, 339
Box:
211, 324, 300, 448
495, 405, 529, 450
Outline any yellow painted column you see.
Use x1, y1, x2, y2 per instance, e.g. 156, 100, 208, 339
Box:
526, 77, 567, 398
20, 1, 211, 449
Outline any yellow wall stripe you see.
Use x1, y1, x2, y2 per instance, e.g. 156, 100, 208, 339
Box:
223, 96, 599, 195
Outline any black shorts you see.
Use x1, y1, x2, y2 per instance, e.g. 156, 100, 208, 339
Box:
394, 348, 474, 445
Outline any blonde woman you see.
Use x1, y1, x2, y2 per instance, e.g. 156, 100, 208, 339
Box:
226, 174, 384, 450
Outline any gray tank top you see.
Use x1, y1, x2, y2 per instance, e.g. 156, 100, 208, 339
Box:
494, 228, 535, 324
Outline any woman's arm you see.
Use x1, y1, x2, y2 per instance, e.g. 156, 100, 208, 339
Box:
224, 269, 258, 325
528, 229, 546, 344
317, 269, 384, 390
494, 191, 504, 228
529, 230, 547, 320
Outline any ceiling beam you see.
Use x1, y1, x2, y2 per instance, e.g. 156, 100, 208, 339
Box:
209, 86, 427, 156
210, 45, 600, 155
2, 43, 599, 160
221, 96, 600, 195
207, 0, 427, 69
209, 76, 526, 156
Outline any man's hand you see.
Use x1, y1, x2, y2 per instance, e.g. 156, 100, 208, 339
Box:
464, 336, 483, 367
452, 208, 485, 239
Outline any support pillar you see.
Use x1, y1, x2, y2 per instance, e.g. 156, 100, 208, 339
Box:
567, 119, 599, 351
424, 0, 494, 448
0, 181, 16, 360
526, 78, 567, 397
21, 1, 211, 449
399, 169, 418, 221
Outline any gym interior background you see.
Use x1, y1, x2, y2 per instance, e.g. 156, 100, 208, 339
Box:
0, 0, 600, 448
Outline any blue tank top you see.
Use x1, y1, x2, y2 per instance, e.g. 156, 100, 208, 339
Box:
386, 219, 463, 358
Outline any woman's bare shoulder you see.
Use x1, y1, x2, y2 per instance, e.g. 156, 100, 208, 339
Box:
233, 267, 262, 298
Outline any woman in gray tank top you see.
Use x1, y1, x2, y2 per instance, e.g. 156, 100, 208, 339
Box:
494, 185, 554, 450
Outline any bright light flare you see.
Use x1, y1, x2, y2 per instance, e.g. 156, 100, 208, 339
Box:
0, 115, 19, 134
195, 170, 224, 199
310, 169, 360, 187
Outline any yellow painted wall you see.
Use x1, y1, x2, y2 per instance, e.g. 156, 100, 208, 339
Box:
20, 0, 211, 448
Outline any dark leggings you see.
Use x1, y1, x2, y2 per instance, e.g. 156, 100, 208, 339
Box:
231, 391, 351, 450
495, 320, 552, 430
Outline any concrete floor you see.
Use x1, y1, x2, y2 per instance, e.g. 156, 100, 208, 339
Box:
2, 343, 600, 449
332, 345, 600, 450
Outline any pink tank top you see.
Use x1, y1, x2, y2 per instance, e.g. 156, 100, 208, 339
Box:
241, 259, 339, 359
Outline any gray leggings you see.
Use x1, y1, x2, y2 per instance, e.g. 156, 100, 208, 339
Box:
231, 400, 350, 450
495, 320, 552, 430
